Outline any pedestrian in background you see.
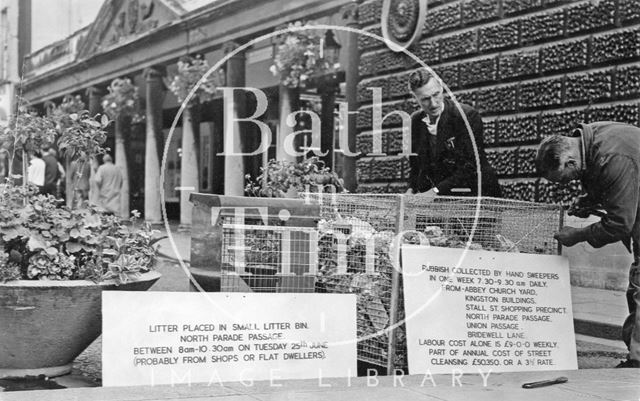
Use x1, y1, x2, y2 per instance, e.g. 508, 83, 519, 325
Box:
27, 151, 45, 193
94, 154, 123, 216
88, 157, 100, 207
0, 149, 8, 182
49, 149, 66, 200
41, 144, 60, 197
536, 121, 640, 368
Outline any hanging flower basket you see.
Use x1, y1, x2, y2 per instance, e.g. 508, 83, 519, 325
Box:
166, 55, 218, 105
101, 78, 141, 121
270, 22, 332, 89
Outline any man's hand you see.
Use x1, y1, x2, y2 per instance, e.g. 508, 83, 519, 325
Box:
567, 194, 600, 218
419, 188, 438, 199
553, 226, 586, 247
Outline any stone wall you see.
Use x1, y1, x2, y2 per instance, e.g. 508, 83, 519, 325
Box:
355, 0, 640, 202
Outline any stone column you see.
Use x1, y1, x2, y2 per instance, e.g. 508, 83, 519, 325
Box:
115, 115, 130, 219
342, 3, 361, 192
318, 76, 338, 171
277, 85, 299, 164
143, 67, 166, 224
180, 103, 200, 227
223, 41, 246, 196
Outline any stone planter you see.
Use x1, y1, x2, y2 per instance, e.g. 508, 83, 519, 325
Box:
0, 271, 161, 379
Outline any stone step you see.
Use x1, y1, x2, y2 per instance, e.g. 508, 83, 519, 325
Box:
564, 215, 632, 292
571, 285, 628, 343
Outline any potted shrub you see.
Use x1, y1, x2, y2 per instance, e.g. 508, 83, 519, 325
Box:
244, 156, 345, 198
0, 103, 162, 379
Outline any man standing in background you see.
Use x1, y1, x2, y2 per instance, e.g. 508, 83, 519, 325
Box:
27, 151, 45, 193
41, 145, 60, 197
95, 154, 123, 216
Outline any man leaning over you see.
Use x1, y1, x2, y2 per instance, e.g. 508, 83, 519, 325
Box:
406, 69, 501, 197
536, 121, 640, 368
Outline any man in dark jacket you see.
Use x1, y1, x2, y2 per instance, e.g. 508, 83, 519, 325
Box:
41, 145, 60, 197
536, 122, 640, 368
406, 69, 501, 197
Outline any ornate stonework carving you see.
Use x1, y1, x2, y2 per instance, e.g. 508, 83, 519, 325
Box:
381, 0, 425, 52
341, 3, 360, 26
109, 0, 158, 45
128, 0, 139, 34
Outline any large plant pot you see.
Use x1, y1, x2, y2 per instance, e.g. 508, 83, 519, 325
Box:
0, 271, 161, 379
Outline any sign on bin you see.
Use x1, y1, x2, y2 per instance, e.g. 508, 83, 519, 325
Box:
402, 245, 578, 374
103, 292, 357, 386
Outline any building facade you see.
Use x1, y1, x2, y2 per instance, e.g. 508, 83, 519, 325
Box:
19, 0, 640, 221
21, 0, 355, 223
0, 0, 30, 126
356, 0, 640, 203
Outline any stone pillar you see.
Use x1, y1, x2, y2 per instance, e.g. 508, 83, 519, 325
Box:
115, 115, 130, 219
277, 85, 299, 164
223, 41, 246, 196
342, 3, 361, 192
143, 67, 166, 224
318, 77, 338, 170
180, 104, 200, 227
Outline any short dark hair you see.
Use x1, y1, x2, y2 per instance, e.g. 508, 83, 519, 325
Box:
535, 135, 572, 176
408, 69, 439, 91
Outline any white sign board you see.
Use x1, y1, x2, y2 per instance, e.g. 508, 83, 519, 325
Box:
402, 245, 578, 374
103, 292, 357, 386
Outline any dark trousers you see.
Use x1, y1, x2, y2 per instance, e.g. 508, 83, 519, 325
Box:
41, 183, 57, 197
623, 262, 640, 361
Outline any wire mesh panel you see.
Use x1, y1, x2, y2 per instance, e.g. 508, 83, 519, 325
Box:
220, 224, 318, 293
402, 196, 562, 255
306, 194, 563, 371
305, 193, 404, 368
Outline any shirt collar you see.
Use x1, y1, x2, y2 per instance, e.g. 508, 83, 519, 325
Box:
422, 115, 439, 136
422, 109, 442, 125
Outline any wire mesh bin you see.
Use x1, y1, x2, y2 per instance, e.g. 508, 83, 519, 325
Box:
301, 194, 563, 372
189, 193, 563, 373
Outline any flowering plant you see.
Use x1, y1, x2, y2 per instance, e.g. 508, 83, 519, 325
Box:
2, 105, 57, 155
101, 78, 140, 120
0, 184, 160, 283
166, 55, 218, 104
245, 156, 345, 197
270, 22, 331, 88
0, 99, 160, 284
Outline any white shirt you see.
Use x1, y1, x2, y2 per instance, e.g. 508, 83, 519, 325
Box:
422, 113, 441, 136
28, 157, 45, 186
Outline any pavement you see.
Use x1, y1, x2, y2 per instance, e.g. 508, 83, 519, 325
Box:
2, 223, 638, 399
1, 369, 639, 401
